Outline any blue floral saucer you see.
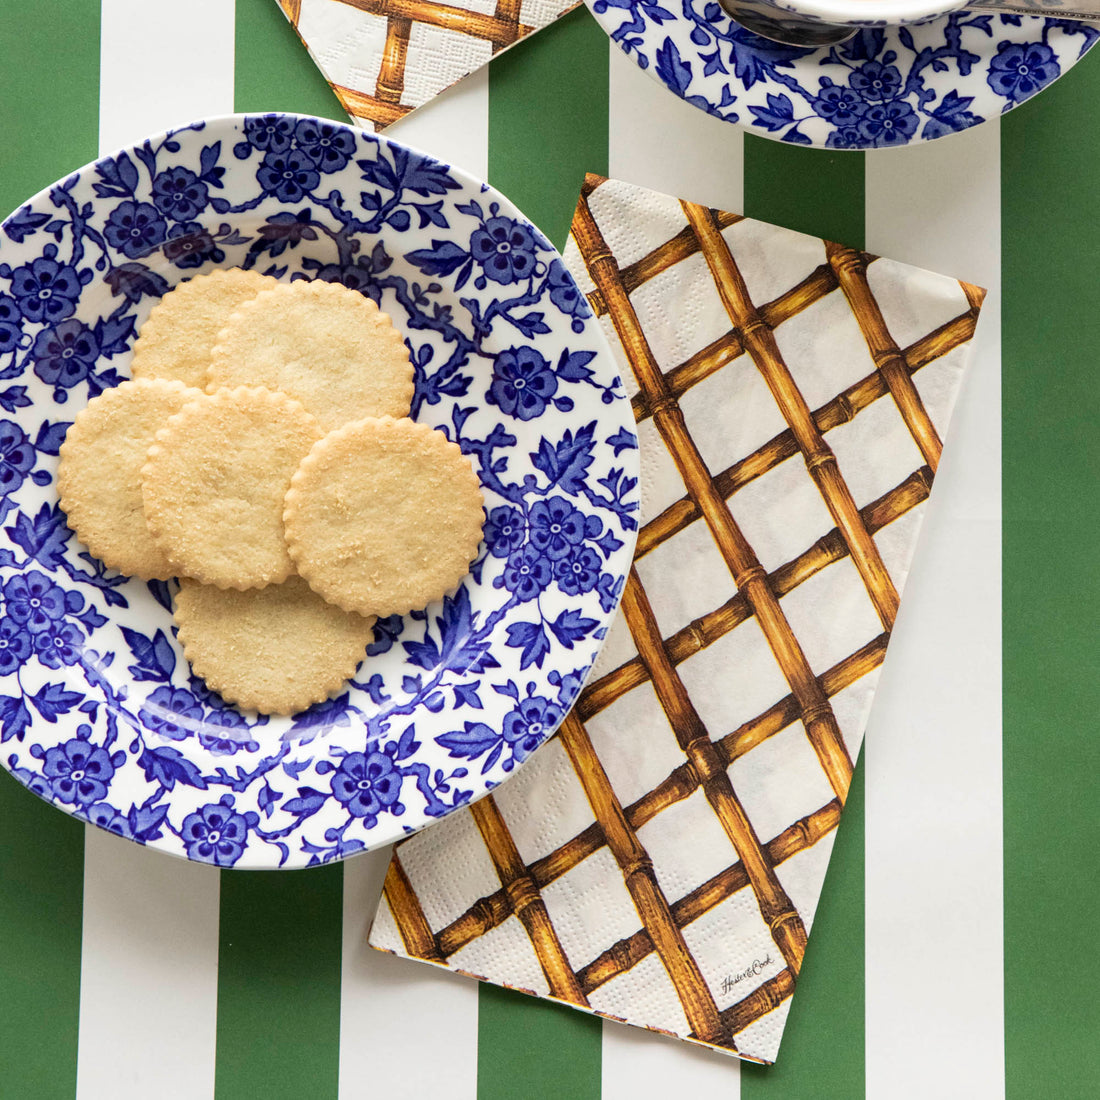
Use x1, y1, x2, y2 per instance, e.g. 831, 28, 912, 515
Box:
586, 3, 1099, 148
0, 114, 639, 868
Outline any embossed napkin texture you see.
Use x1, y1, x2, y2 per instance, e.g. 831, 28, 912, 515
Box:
274, 0, 580, 131
367, 175, 987, 1064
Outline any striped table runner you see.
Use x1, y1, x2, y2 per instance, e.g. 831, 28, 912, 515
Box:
0, 0, 1095, 1097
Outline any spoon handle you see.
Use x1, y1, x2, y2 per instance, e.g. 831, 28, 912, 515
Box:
966, 0, 1100, 17
718, 0, 858, 46
720, 0, 1100, 51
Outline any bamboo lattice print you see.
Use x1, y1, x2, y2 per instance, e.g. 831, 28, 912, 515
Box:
681, 201, 901, 631
276, 0, 579, 129
370, 175, 987, 1063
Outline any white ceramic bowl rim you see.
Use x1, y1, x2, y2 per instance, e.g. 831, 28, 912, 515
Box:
765, 0, 966, 27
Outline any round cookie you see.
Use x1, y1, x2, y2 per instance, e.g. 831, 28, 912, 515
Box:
58, 378, 204, 579
174, 576, 375, 715
206, 280, 414, 432
284, 416, 484, 617
131, 268, 277, 388
142, 387, 322, 589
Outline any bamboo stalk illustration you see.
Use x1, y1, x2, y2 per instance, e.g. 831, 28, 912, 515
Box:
493, 0, 524, 33
436, 893, 513, 958
613, 634, 884, 832
381, 854, 445, 963
825, 241, 944, 471
332, 85, 411, 128
960, 280, 987, 311
375, 17, 413, 105
683, 201, 900, 631
437, 786, 843, 985
586, 469, 930, 716
636, 296, 972, 553
587, 207, 743, 317
719, 634, 886, 763
558, 712, 729, 1044
638, 305, 981, 510
574, 182, 854, 801
338, 0, 528, 47
576, 799, 841, 995
620, 567, 809, 976
627, 261, 844, 420
328, 0, 537, 126
469, 796, 589, 1005
608, 635, 883, 836
278, 0, 302, 23
722, 969, 796, 1036
436, 631, 880, 967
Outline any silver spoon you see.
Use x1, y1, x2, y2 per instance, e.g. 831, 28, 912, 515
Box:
721, 0, 1100, 49
719, 0, 858, 46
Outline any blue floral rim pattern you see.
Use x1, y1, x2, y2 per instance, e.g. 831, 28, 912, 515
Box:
586, 2, 1099, 148
0, 115, 639, 868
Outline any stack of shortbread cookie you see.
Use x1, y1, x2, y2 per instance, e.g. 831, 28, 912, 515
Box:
57, 270, 484, 715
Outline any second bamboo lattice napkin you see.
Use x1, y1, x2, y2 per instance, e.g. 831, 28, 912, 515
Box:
274, 0, 579, 130
368, 175, 987, 1064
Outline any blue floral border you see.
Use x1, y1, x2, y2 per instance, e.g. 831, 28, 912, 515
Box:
0, 115, 639, 868
587, 2, 1099, 148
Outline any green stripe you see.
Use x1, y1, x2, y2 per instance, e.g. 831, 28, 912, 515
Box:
478, 985, 603, 1100
741, 768, 865, 1090
741, 138, 865, 1093
234, 0, 345, 120
0, 776, 86, 1098
478, 11, 608, 1097
1002, 55, 1100, 1099
0, 0, 100, 217
0, 3, 98, 1096
214, 867, 344, 1098
743, 138, 865, 245
488, 7, 610, 250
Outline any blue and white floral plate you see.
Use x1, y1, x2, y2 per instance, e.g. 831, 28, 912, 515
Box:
0, 114, 639, 868
587, 2, 1099, 147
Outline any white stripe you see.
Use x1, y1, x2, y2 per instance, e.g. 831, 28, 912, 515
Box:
387, 67, 490, 183
609, 43, 744, 216
339, 848, 480, 1099
601, 1020, 741, 1100
77, 8, 234, 1098
98, 0, 237, 154
864, 124, 1004, 1100
77, 829, 221, 1100
603, 42, 742, 1095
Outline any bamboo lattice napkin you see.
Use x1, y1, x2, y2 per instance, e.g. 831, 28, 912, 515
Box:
273, 0, 579, 130
367, 175, 987, 1064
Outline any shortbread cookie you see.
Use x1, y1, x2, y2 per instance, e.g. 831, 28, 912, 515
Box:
206, 280, 414, 431
58, 378, 203, 579
284, 416, 484, 617
174, 576, 375, 715
131, 269, 276, 387
142, 387, 321, 589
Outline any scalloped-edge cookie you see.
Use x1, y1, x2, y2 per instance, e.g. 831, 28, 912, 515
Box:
131, 268, 277, 387
142, 386, 322, 589
284, 415, 484, 617
206, 279, 414, 432
174, 576, 375, 715
58, 378, 203, 579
